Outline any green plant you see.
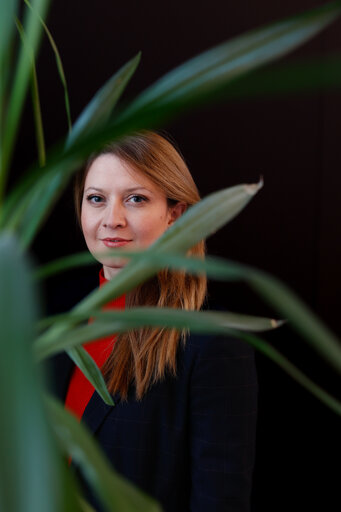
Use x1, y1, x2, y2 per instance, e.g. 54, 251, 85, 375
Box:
1, 1, 341, 511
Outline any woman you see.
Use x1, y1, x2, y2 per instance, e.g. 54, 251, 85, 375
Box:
54, 131, 257, 511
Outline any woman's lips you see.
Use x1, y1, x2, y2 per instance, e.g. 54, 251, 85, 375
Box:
102, 238, 132, 248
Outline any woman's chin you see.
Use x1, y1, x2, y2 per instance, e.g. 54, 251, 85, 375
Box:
102, 258, 129, 280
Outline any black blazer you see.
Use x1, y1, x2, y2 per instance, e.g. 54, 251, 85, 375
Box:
49, 272, 258, 512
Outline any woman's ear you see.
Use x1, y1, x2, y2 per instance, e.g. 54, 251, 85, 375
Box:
168, 202, 187, 226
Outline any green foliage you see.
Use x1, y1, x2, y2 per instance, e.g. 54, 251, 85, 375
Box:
117, 0, 341, 122
0, 235, 73, 512
36, 308, 282, 360
15, 16, 46, 166
35, 249, 341, 375
66, 52, 141, 148
1, 1, 341, 510
24, 0, 72, 133
0, 0, 50, 199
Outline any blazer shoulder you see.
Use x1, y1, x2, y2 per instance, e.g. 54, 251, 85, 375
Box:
185, 298, 255, 356
185, 330, 255, 359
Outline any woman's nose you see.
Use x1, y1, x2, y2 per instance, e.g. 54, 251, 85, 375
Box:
102, 201, 127, 228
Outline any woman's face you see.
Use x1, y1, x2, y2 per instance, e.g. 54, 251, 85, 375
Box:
81, 153, 185, 279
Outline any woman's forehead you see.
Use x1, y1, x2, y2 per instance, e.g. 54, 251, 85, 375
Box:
84, 153, 160, 194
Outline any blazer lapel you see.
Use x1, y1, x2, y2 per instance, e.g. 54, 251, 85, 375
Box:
82, 390, 121, 434
49, 350, 119, 435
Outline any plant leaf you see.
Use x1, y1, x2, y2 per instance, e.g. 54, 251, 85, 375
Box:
0, 0, 19, 147
45, 327, 341, 418
15, 16, 46, 166
30, 55, 46, 166
36, 306, 341, 415
235, 331, 341, 416
3, 53, 141, 248
24, 0, 72, 133
36, 245, 341, 375
3, 2, 341, 236
46, 395, 163, 512
74, 247, 341, 375
0, 233, 64, 511
0, 0, 50, 202
244, 268, 341, 375
77, 497, 96, 512
0, 0, 18, 68
66, 52, 141, 148
12, 169, 76, 248
67, 346, 114, 406
201, 56, 341, 102
155, 182, 263, 253
117, 1, 341, 123
35, 307, 282, 360
35, 250, 98, 279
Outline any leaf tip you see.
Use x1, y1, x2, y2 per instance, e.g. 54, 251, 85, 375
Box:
271, 318, 286, 328
105, 395, 115, 407
132, 51, 142, 66
244, 176, 264, 196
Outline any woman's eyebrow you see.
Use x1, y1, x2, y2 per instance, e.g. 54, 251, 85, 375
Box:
84, 186, 104, 193
84, 186, 151, 194
125, 186, 150, 193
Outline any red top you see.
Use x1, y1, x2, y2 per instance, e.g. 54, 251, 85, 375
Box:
65, 269, 125, 420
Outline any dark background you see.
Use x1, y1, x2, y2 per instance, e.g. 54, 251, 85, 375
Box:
15, 0, 340, 510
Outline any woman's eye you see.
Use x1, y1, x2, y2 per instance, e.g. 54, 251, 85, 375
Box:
128, 195, 147, 204
87, 194, 103, 204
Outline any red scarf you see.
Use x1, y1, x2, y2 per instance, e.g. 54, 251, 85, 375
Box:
65, 269, 125, 420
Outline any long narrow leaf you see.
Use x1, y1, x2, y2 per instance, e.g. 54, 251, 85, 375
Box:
67, 346, 114, 406
47, 395, 162, 512
5, 53, 141, 248
35, 250, 98, 279
117, 1, 341, 122
24, 0, 72, 132
45, 325, 341, 417
201, 56, 341, 102
75, 249, 341, 374
0, 0, 50, 202
3, 2, 341, 233
78, 497, 96, 512
36, 306, 341, 415
0, 0, 19, 148
30, 57, 46, 165
36, 246, 341, 375
235, 331, 341, 416
0, 234, 64, 511
66, 52, 141, 148
78, 247, 341, 375
14, 170, 76, 248
245, 269, 341, 375
0, 141, 83, 230
57, 464, 84, 512
15, 17, 46, 166
155, 182, 263, 253
0, 0, 19, 68
37, 317, 113, 406
37, 307, 281, 333
35, 308, 282, 360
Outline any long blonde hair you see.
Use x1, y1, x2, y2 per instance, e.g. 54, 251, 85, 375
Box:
74, 131, 207, 399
